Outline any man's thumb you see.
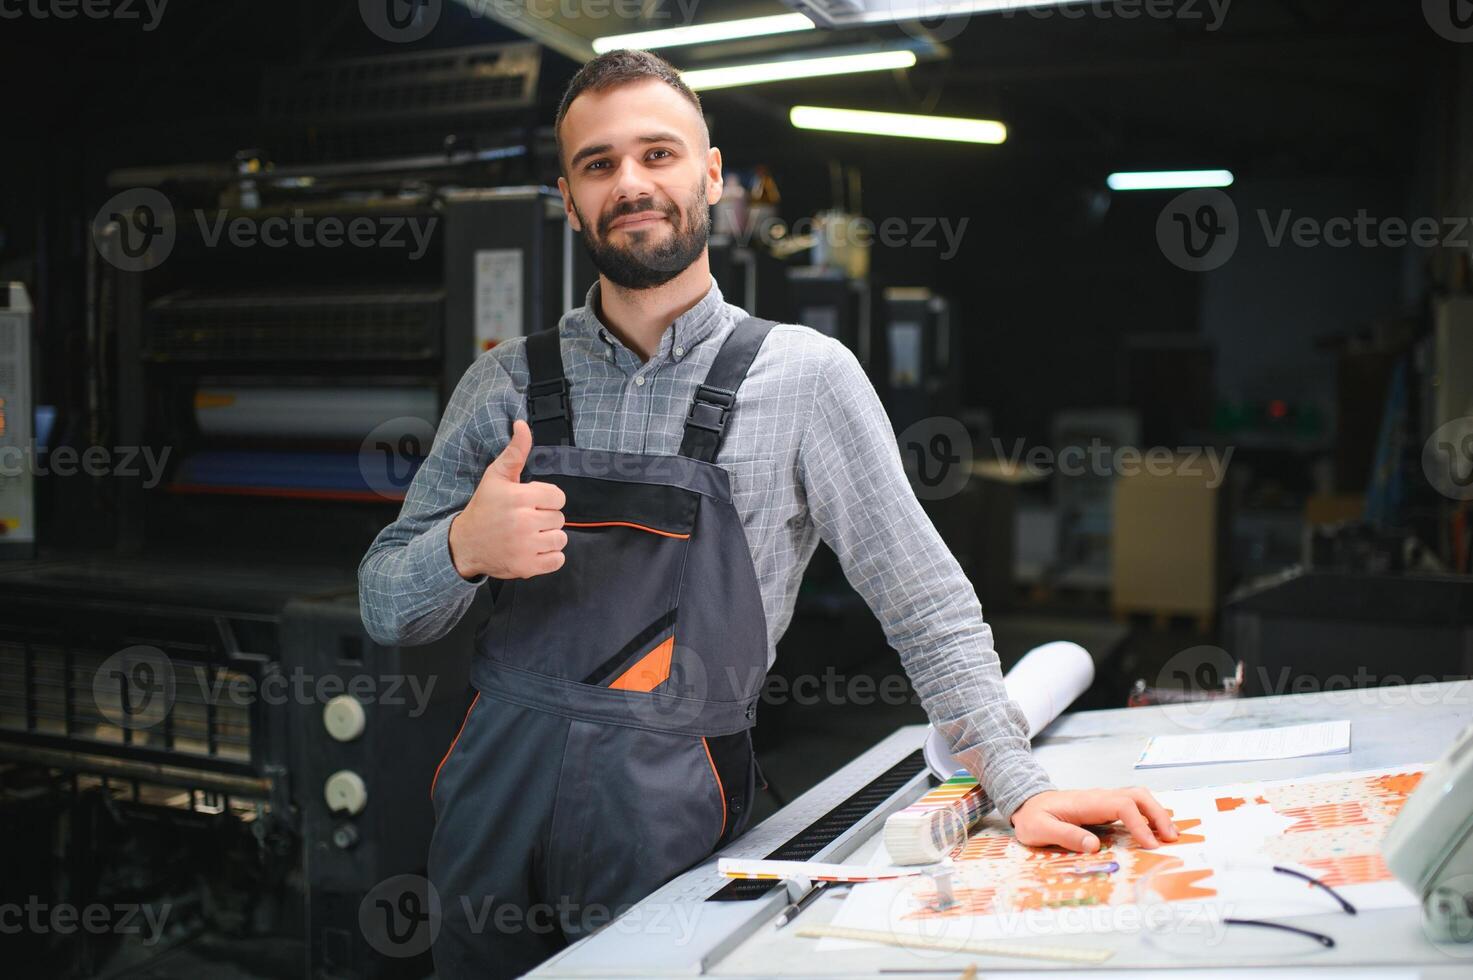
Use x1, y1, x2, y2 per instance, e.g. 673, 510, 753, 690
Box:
488, 419, 532, 482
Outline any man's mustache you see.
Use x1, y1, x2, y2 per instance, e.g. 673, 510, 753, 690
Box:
599, 200, 677, 237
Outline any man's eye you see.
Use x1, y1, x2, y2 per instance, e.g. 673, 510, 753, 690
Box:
586, 160, 609, 172
648, 149, 672, 161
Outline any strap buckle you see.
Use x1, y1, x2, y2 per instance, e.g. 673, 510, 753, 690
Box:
685, 383, 735, 433
527, 377, 570, 423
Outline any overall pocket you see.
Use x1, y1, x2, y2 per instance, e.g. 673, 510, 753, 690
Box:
429, 691, 481, 811
545, 722, 734, 922
702, 729, 758, 850
485, 473, 699, 683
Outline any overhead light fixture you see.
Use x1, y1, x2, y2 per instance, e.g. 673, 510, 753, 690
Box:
592, 13, 814, 53
790, 106, 1006, 145
681, 49, 917, 92
1106, 170, 1235, 191
790, 1, 1112, 28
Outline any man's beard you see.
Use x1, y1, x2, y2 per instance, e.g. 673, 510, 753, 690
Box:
575, 183, 710, 290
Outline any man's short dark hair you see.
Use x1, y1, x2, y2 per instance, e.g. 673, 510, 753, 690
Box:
554, 48, 706, 174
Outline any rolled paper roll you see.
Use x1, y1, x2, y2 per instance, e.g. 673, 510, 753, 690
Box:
923, 641, 1095, 781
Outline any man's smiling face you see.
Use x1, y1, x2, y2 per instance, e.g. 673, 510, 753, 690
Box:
557, 77, 722, 290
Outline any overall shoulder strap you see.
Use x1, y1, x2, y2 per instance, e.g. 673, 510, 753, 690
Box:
524, 328, 573, 446
679, 316, 776, 463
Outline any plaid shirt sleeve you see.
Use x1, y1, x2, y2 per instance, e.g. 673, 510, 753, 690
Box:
357, 344, 524, 647
796, 337, 1055, 819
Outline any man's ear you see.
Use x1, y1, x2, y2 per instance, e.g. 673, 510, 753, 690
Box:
557, 176, 582, 232
706, 145, 723, 206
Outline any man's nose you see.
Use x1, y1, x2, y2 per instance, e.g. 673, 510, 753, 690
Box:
610, 155, 657, 205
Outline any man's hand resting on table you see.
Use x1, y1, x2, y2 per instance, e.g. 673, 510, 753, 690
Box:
1010, 787, 1179, 852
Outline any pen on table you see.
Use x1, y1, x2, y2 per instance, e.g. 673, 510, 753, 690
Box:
774, 880, 833, 929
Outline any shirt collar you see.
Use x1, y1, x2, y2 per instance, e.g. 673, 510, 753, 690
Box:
575, 275, 726, 361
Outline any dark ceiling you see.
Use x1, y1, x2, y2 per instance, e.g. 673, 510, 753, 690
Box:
0, 0, 1434, 181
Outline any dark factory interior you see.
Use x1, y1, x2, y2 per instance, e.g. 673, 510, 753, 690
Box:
1, 2, 1471, 978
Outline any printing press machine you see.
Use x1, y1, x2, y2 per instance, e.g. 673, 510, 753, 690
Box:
0, 556, 482, 977
3, 113, 600, 975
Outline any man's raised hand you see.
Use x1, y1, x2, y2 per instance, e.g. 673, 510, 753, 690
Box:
448, 419, 567, 581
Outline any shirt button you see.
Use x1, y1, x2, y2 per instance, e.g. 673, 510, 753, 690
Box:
674, 346, 685, 357
635, 375, 646, 386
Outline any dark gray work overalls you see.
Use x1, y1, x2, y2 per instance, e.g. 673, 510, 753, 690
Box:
427, 317, 775, 979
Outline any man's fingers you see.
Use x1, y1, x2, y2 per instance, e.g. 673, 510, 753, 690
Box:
1018, 814, 1100, 854
528, 506, 566, 532
521, 479, 567, 511
1129, 787, 1178, 841
1114, 800, 1160, 849
536, 529, 568, 554
525, 550, 566, 577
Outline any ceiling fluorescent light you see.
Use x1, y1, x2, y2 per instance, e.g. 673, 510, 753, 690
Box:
682, 50, 917, 92
790, 105, 1006, 145
788, 1, 1106, 28
1106, 170, 1235, 191
593, 13, 814, 53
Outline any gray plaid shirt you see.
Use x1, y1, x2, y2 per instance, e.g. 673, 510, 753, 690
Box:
359, 276, 1054, 818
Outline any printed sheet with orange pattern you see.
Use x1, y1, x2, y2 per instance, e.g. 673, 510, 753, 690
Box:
823, 766, 1426, 947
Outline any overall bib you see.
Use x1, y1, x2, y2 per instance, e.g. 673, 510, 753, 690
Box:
427, 317, 776, 979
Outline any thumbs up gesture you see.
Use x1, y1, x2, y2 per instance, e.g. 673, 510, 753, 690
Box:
448, 419, 568, 581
